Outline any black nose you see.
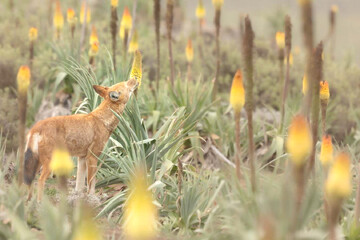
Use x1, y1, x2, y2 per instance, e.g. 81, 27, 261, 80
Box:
109, 91, 120, 100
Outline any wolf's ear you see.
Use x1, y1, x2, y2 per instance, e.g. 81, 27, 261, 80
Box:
93, 85, 108, 98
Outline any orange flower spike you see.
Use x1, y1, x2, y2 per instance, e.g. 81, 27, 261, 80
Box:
286, 114, 313, 166
326, 152, 352, 200
67, 8, 77, 26
28, 27, 38, 42
319, 135, 333, 167
53, 0, 64, 29
331, 5, 339, 13
196, 0, 206, 19
320, 80, 330, 102
185, 39, 194, 63
230, 70, 245, 114
17, 66, 31, 95
89, 25, 98, 45
80, 2, 91, 24
121, 7, 132, 31
276, 31, 285, 49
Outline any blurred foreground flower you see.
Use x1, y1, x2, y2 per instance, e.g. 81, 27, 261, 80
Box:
326, 152, 352, 200
319, 135, 333, 167
50, 148, 74, 176
123, 171, 157, 240
128, 30, 139, 53
286, 114, 313, 166
54, 0, 64, 39
130, 50, 142, 87
73, 205, 103, 240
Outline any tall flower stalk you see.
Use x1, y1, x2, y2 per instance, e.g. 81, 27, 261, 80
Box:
28, 27, 38, 70
230, 70, 245, 181
276, 31, 285, 130
280, 16, 292, 132
242, 16, 256, 192
110, 0, 118, 71
308, 42, 323, 172
17, 66, 31, 185
328, 5, 338, 60
154, 0, 161, 91
212, 0, 223, 99
299, 0, 314, 118
166, 0, 175, 86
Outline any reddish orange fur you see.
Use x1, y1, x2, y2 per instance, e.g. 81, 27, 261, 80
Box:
24, 79, 138, 202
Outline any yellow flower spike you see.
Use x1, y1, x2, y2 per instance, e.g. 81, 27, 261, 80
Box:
185, 39, 194, 63
284, 53, 293, 66
89, 25, 98, 45
196, 0, 206, 19
229, 70, 245, 114
89, 41, 99, 57
28, 27, 38, 42
67, 8, 77, 26
50, 148, 74, 176
130, 50, 142, 87
320, 80, 330, 101
297, 0, 312, 5
17, 65, 31, 95
319, 135, 333, 167
212, 0, 224, 10
331, 5, 338, 13
73, 205, 103, 240
119, 24, 125, 40
111, 0, 119, 8
286, 114, 313, 167
123, 170, 157, 240
53, 0, 64, 30
121, 7, 133, 31
326, 152, 352, 200
128, 30, 139, 53
302, 74, 308, 95
80, 2, 91, 24
275, 31, 285, 49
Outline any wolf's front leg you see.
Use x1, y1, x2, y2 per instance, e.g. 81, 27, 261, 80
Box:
75, 158, 86, 192
87, 155, 98, 195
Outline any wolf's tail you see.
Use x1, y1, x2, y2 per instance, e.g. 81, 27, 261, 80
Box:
24, 148, 39, 185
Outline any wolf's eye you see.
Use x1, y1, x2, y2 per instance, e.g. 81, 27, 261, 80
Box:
109, 91, 120, 101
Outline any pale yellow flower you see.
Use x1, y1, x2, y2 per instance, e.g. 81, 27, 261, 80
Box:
276, 32, 285, 49
17, 65, 31, 95
80, 2, 91, 24
28, 27, 38, 42
130, 50, 142, 87
53, 1, 64, 29
67, 8, 77, 26
196, 0, 206, 19
319, 135, 333, 167
319, 80, 330, 101
50, 148, 74, 176
128, 30, 139, 53
185, 39, 194, 63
